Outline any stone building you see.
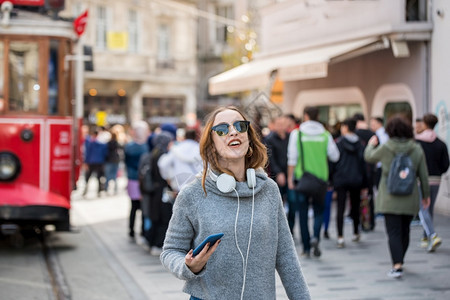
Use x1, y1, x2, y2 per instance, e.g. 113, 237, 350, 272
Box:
61, 0, 198, 127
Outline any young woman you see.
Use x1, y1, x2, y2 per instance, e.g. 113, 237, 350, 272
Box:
364, 115, 430, 278
160, 106, 310, 299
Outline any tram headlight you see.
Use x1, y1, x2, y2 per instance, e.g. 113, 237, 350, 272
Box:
0, 152, 21, 181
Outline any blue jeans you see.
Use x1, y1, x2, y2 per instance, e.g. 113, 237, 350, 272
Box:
190, 296, 202, 300
287, 188, 298, 234
295, 190, 325, 253
419, 185, 439, 237
104, 162, 119, 192
323, 189, 333, 232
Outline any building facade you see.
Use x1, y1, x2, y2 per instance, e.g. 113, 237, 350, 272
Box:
61, 0, 198, 127
210, 0, 450, 214
196, 0, 273, 119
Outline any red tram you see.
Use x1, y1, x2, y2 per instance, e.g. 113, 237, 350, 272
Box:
0, 3, 79, 235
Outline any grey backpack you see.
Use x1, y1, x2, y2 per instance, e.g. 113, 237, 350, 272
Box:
386, 148, 415, 195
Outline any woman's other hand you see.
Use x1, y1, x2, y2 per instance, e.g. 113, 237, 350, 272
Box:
422, 197, 430, 210
185, 240, 221, 274
368, 135, 379, 147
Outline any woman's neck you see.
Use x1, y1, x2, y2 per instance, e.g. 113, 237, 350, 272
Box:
219, 158, 246, 181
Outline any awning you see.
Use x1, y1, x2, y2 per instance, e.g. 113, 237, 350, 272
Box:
208, 37, 387, 95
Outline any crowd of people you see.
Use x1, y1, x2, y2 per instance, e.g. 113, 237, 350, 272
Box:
81, 121, 202, 256
265, 107, 448, 280
81, 105, 448, 298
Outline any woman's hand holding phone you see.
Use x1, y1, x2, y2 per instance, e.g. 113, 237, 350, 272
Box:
185, 234, 223, 274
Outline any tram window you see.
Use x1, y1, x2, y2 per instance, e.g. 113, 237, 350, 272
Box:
8, 42, 40, 112
48, 40, 59, 115
384, 102, 412, 123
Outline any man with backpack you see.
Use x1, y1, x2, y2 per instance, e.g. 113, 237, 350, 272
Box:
364, 115, 430, 279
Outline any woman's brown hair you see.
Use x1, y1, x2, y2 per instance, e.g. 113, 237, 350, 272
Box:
199, 106, 268, 194
385, 114, 414, 139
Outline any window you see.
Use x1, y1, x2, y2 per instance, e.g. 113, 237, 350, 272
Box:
96, 6, 108, 49
143, 97, 185, 122
0, 37, 72, 116
48, 40, 59, 115
384, 102, 412, 124
215, 5, 233, 44
8, 42, 40, 112
73, 2, 83, 17
157, 24, 172, 68
317, 104, 363, 137
128, 9, 139, 53
84, 95, 128, 125
406, 0, 428, 21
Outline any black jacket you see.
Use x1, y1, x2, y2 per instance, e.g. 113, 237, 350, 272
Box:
264, 131, 289, 180
417, 138, 450, 176
331, 135, 367, 188
106, 140, 121, 163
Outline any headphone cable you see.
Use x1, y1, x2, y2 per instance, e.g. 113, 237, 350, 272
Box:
234, 186, 255, 300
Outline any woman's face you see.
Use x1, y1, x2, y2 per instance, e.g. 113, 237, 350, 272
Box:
211, 109, 250, 164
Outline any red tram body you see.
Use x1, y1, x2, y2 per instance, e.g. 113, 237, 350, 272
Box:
0, 5, 79, 233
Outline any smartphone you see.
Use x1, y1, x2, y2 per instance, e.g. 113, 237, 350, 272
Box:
192, 233, 224, 257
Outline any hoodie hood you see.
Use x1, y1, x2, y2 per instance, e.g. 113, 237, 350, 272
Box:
415, 129, 437, 143
385, 138, 417, 153
160, 123, 177, 139
171, 140, 201, 163
339, 133, 360, 153
299, 120, 325, 136
205, 168, 270, 198
152, 131, 173, 151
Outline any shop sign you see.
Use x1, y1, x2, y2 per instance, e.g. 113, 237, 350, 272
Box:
107, 32, 128, 51
88, 112, 127, 125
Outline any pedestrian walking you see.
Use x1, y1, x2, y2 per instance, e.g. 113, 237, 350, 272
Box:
104, 131, 121, 195
364, 115, 430, 278
287, 106, 340, 257
83, 129, 107, 197
416, 113, 449, 252
331, 117, 366, 248
264, 116, 293, 228
146, 130, 175, 255
415, 117, 425, 135
370, 116, 389, 187
158, 128, 202, 193
161, 106, 310, 300
124, 121, 149, 241
354, 113, 376, 231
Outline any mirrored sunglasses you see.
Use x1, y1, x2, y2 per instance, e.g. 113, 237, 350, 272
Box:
211, 120, 250, 137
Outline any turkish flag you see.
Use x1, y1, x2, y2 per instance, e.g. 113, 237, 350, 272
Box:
73, 10, 88, 37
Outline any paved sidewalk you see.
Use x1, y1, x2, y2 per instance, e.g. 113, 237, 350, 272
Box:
72, 178, 450, 299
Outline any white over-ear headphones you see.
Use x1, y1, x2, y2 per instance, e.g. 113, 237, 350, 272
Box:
209, 168, 256, 193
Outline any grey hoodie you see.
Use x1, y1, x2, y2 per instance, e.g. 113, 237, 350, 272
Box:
160, 170, 311, 299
